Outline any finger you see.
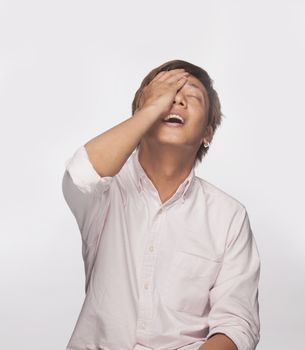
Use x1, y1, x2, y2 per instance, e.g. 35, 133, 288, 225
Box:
153, 71, 167, 82
163, 71, 189, 84
176, 76, 189, 89
156, 68, 186, 82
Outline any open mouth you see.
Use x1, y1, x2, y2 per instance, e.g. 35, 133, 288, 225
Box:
162, 114, 185, 126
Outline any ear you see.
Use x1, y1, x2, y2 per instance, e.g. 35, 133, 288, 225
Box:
201, 125, 214, 145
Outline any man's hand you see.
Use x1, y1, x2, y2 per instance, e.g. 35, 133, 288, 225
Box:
137, 68, 190, 119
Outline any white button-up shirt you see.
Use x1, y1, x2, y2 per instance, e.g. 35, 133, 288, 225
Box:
62, 145, 261, 350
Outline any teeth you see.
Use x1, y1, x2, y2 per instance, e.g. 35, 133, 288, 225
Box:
163, 114, 184, 123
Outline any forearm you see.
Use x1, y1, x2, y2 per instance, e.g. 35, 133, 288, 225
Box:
84, 106, 159, 177
198, 333, 238, 350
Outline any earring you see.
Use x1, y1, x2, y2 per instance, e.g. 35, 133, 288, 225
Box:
203, 142, 210, 148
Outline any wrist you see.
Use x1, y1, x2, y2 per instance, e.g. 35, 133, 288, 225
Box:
133, 105, 163, 122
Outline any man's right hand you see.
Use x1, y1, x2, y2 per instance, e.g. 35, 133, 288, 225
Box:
137, 68, 190, 119
83, 69, 190, 178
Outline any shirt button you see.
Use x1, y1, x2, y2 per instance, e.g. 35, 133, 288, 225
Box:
144, 282, 149, 289
149, 245, 154, 252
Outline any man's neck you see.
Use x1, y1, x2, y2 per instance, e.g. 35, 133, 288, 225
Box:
138, 144, 195, 203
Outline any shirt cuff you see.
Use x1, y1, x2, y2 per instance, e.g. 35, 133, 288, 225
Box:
206, 326, 259, 350
65, 145, 113, 194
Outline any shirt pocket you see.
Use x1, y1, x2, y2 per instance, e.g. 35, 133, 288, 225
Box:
161, 250, 222, 317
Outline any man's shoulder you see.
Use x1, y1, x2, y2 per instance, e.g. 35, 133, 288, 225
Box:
195, 175, 246, 211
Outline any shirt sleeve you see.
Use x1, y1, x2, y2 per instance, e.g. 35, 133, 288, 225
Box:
206, 206, 261, 350
62, 145, 114, 290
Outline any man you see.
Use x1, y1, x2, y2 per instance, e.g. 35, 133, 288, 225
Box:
62, 59, 261, 350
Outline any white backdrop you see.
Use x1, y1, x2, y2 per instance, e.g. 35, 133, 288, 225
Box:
0, 1, 304, 349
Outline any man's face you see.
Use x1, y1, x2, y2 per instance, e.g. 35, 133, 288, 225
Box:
140, 73, 213, 152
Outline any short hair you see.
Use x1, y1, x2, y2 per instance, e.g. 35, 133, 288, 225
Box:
131, 59, 223, 166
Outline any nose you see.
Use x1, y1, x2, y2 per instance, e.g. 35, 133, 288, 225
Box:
173, 89, 186, 107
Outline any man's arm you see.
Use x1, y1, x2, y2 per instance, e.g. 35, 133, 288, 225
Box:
197, 333, 237, 350
84, 105, 157, 177
203, 207, 261, 350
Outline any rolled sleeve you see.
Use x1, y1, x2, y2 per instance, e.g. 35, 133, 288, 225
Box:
63, 145, 113, 195
62, 145, 114, 231
206, 207, 261, 350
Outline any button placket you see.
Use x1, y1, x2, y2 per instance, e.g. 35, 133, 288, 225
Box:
137, 208, 165, 336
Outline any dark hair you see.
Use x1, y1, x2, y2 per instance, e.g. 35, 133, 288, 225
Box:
131, 59, 224, 165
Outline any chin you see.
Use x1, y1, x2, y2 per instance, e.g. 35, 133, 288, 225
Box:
156, 139, 187, 148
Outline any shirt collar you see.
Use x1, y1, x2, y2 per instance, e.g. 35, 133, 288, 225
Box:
130, 147, 196, 202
